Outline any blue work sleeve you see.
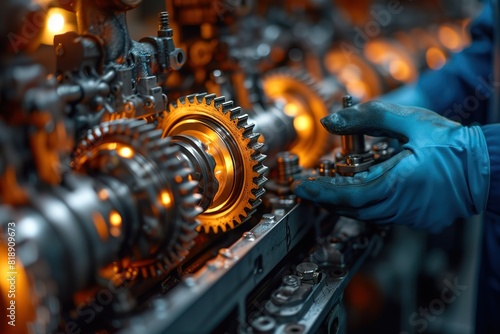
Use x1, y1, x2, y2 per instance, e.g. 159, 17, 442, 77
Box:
476, 124, 500, 334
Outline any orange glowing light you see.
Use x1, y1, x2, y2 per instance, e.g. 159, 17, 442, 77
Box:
346, 81, 369, 100
98, 189, 109, 201
117, 147, 134, 158
389, 59, 411, 82
92, 212, 109, 240
160, 191, 172, 207
426, 47, 447, 70
284, 103, 300, 117
294, 115, 313, 133
109, 211, 122, 237
438, 25, 461, 51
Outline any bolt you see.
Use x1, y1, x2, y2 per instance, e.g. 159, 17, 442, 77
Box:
282, 275, 301, 288
262, 214, 275, 224
243, 231, 255, 241
295, 262, 318, 280
251, 316, 276, 333
158, 11, 173, 37
184, 276, 196, 287
218, 248, 233, 259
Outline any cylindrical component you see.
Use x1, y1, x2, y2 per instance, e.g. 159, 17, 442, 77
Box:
345, 155, 363, 166
276, 151, 301, 184
295, 262, 319, 281
250, 104, 297, 167
158, 11, 173, 37
341, 95, 366, 155
318, 160, 335, 176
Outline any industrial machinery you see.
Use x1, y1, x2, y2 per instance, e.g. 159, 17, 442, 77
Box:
0, 0, 473, 333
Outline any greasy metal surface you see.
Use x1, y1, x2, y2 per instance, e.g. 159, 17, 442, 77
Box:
121, 202, 313, 334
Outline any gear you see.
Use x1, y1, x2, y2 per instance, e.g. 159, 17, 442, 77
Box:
262, 69, 340, 168
73, 119, 201, 279
157, 93, 267, 234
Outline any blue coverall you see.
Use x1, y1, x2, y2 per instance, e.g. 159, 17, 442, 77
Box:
383, 3, 500, 332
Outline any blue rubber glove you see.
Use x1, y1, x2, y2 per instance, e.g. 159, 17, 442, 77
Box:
292, 101, 490, 232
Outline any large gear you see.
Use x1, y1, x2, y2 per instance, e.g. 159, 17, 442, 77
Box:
72, 119, 201, 279
157, 93, 267, 234
262, 69, 341, 168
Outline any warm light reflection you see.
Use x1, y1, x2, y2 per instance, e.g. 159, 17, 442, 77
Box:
294, 115, 313, 133
426, 47, 447, 70
364, 40, 417, 83
47, 13, 65, 33
284, 102, 300, 117
389, 59, 411, 82
41, 7, 76, 45
109, 211, 122, 237
325, 49, 382, 100
160, 191, 172, 207
92, 212, 109, 240
117, 147, 134, 158
438, 25, 462, 52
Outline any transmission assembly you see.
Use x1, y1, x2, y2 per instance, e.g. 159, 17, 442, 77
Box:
0, 0, 467, 333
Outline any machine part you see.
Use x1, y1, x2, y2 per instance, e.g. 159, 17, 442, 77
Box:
157, 93, 267, 233
72, 119, 201, 278
276, 151, 302, 184
318, 160, 335, 177
262, 69, 335, 168
335, 96, 375, 176
55, 3, 185, 133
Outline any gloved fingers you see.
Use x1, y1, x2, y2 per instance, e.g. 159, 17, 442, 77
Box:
320, 101, 440, 141
292, 149, 413, 207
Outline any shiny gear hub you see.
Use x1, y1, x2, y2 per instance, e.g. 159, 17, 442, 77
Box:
157, 93, 268, 233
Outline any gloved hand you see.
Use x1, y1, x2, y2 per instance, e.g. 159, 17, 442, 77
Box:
292, 101, 490, 232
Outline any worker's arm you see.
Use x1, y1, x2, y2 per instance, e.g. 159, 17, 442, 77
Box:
292, 101, 498, 232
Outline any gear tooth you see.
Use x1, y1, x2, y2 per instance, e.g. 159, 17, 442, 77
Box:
253, 165, 268, 176
226, 221, 234, 230
252, 153, 267, 164
180, 181, 198, 196
204, 93, 216, 105
221, 100, 233, 112
186, 94, 198, 104
236, 114, 249, 127
195, 92, 207, 104
246, 132, 260, 145
229, 107, 241, 119
254, 176, 267, 188
250, 198, 262, 209
140, 128, 163, 143
213, 96, 226, 109
252, 184, 266, 198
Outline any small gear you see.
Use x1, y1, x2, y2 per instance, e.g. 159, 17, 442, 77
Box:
73, 119, 201, 278
262, 69, 341, 168
157, 93, 268, 233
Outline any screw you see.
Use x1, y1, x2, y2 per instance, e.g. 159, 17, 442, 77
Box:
158, 11, 173, 37
243, 231, 255, 240
295, 262, 318, 280
282, 275, 301, 288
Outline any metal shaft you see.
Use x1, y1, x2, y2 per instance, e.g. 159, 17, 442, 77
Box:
341, 96, 366, 155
